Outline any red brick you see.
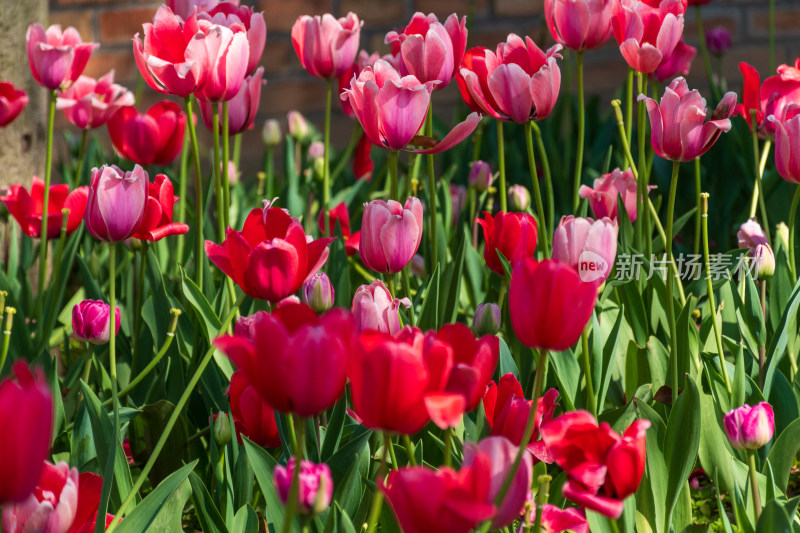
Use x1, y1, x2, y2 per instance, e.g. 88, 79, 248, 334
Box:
98, 7, 157, 45
49, 10, 94, 42
749, 6, 800, 37
82, 49, 137, 83
340, 0, 406, 25
494, 0, 544, 17
413, 0, 488, 17
55, 0, 151, 5
260, 39, 294, 75
259, 78, 329, 115
257, 0, 334, 34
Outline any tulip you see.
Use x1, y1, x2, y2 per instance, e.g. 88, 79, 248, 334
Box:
349, 327, 454, 434
192, 22, 249, 103
353, 132, 374, 181
338, 50, 383, 117
199, 67, 264, 134
770, 109, 800, 183
307, 140, 325, 161
463, 436, 532, 529
342, 60, 481, 153
450, 184, 467, 224
1, 461, 78, 532
473, 303, 501, 336
360, 197, 423, 274
737, 218, 769, 249
0, 82, 29, 127
553, 216, 618, 284
540, 410, 650, 518
510, 258, 598, 351
469, 160, 493, 192
385, 12, 468, 89
56, 71, 134, 130
84, 164, 148, 243
213, 412, 232, 447
107, 101, 186, 166
214, 304, 353, 417
274, 459, 333, 516
475, 211, 538, 275
381, 462, 496, 533
317, 202, 360, 256
736, 60, 800, 138
652, 40, 696, 82
262, 119, 281, 147
639, 77, 736, 162
410, 254, 426, 277
26, 24, 98, 91
165, 0, 217, 18
508, 184, 530, 212
228, 370, 280, 448
0, 178, 88, 239
723, 402, 774, 450
287, 110, 312, 142
130, 174, 189, 242
437, 323, 499, 413
205, 205, 333, 302
69, 472, 114, 532
611, 0, 685, 74
457, 35, 562, 124
531, 505, 589, 533
0, 363, 53, 504
752, 243, 775, 280
292, 13, 362, 79
72, 299, 121, 345
579, 167, 639, 222
776, 222, 790, 251
483, 374, 560, 463
351, 280, 411, 335
196, 2, 266, 75
545, 0, 616, 51
705, 26, 732, 56
302, 272, 335, 313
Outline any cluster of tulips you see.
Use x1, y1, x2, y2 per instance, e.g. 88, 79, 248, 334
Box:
0, 0, 799, 532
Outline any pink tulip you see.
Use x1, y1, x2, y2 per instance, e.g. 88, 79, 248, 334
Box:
196, 2, 266, 75
343, 60, 480, 153
192, 22, 249, 102
338, 50, 383, 117
56, 71, 134, 130
352, 280, 411, 335
84, 164, 148, 242
200, 66, 264, 134
723, 402, 774, 450
385, 12, 468, 90
770, 109, 800, 183
302, 272, 335, 313
545, 0, 616, 51
273, 459, 333, 516
531, 505, 589, 533
72, 299, 121, 345
579, 167, 639, 222
737, 218, 768, 249
652, 40, 696, 82
457, 35, 562, 124
360, 197, 424, 274
450, 184, 467, 224
2, 461, 78, 533
26, 24, 97, 91
738, 60, 800, 138
292, 13, 362, 79
469, 160, 493, 192
463, 437, 532, 529
611, 0, 685, 74
553, 216, 618, 284
166, 0, 218, 18
639, 77, 736, 162
0, 82, 29, 127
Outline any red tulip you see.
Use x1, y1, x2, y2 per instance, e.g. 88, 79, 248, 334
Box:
26, 24, 97, 91
475, 211, 538, 275
545, 0, 616, 51
349, 327, 454, 435
351, 280, 411, 335
205, 205, 333, 302
483, 373, 559, 463
199, 67, 264, 135
353, 131, 374, 181
456, 35, 562, 123
509, 258, 598, 351
2, 461, 78, 532
0, 81, 29, 127
540, 410, 650, 519
227, 370, 280, 448
640, 77, 736, 162
196, 2, 266, 75
108, 101, 186, 166
85, 165, 148, 243
0, 363, 53, 505
437, 323, 499, 413
360, 197, 423, 274
385, 12, 468, 90
770, 107, 800, 183
317, 201, 360, 256
66, 472, 114, 533
192, 21, 249, 103
214, 304, 353, 417
652, 39, 696, 82
578, 167, 639, 222
611, 0, 685, 74
736, 59, 800, 138
56, 71, 134, 130
130, 174, 189, 241
292, 13, 362, 79
0, 177, 88, 239
553, 216, 618, 284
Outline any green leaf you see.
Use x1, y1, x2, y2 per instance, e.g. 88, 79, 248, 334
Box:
180, 267, 222, 342
755, 499, 792, 533
634, 400, 667, 533
115, 461, 196, 533
733, 343, 746, 408
619, 281, 648, 348
232, 504, 259, 533
765, 416, 800, 492
763, 278, 800, 398
321, 396, 347, 461
740, 269, 766, 347
598, 306, 625, 410
549, 348, 579, 412
327, 427, 372, 518
664, 375, 701, 530
128, 400, 188, 486
417, 265, 440, 330
697, 390, 735, 495
494, 338, 520, 382
243, 437, 297, 532
586, 510, 614, 533
438, 229, 467, 326
189, 472, 229, 533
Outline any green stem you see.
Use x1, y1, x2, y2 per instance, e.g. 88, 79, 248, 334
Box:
759, 280, 767, 388
387, 436, 399, 470
497, 121, 507, 212
750, 114, 771, 243
694, 158, 702, 256
75, 129, 88, 186
175, 120, 190, 276
637, 73, 650, 257
532, 122, 554, 235
748, 450, 762, 521
37, 90, 57, 313
581, 326, 596, 417
625, 68, 634, 146
184, 96, 204, 289
608, 517, 622, 533
443, 428, 452, 468
401, 267, 415, 327
211, 103, 225, 242
80, 344, 95, 392
388, 150, 399, 201
222, 101, 231, 231
426, 108, 438, 267
402, 435, 417, 466
532, 474, 551, 533
282, 416, 306, 533
265, 148, 274, 199
524, 123, 549, 257
789, 185, 800, 283
666, 161, 680, 405
0, 308, 16, 375
323, 79, 333, 236
572, 51, 585, 212
365, 434, 392, 533
133, 242, 147, 373
233, 132, 242, 168
105, 294, 246, 532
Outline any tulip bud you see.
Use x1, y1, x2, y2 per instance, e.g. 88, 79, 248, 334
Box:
723, 402, 774, 450
273, 458, 333, 516
307, 141, 324, 161
263, 119, 282, 147
287, 110, 311, 142
214, 412, 232, 447
737, 218, 768, 249
775, 222, 790, 251
508, 185, 530, 212
469, 160, 493, 192
72, 299, 121, 345
410, 254, 426, 277
302, 272, 335, 313
752, 243, 775, 280
705, 26, 732, 56
473, 303, 501, 336
352, 280, 411, 335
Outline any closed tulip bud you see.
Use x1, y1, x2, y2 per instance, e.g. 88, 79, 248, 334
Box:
469, 160, 493, 192
360, 197, 424, 274
705, 26, 732, 56
723, 402, 774, 450
307, 141, 325, 161
72, 299, 121, 345
85, 164, 148, 242
776, 222, 790, 251
262, 119, 282, 147
287, 110, 311, 142
508, 185, 530, 212
752, 243, 775, 280
214, 412, 232, 447
737, 218, 768, 249
410, 254, 426, 277
302, 272, 335, 313
274, 459, 333, 515
473, 303, 501, 336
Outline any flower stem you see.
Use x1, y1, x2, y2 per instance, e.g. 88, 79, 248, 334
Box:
402, 435, 416, 466
581, 326, 596, 417
133, 242, 147, 373
388, 150, 399, 201
0, 307, 16, 375
758, 280, 767, 388
694, 158, 702, 256
532, 474, 551, 533
211, 103, 225, 242
37, 90, 57, 314
749, 113, 771, 244
443, 428, 452, 468
365, 433, 392, 533
637, 72, 650, 258
524, 122, 549, 257
264, 148, 274, 200
282, 416, 306, 533
401, 267, 415, 327
747, 449, 762, 521
532, 122, 554, 235
323, 79, 333, 236
789, 185, 800, 283
183, 96, 204, 289
387, 436, 399, 470
75, 129, 88, 186
666, 161, 680, 405
572, 51, 585, 212
625, 68, 634, 146
426, 107, 439, 267
175, 120, 190, 277
608, 517, 622, 533
222, 101, 231, 231
497, 121, 507, 213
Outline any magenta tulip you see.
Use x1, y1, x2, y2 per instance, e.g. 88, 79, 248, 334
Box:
705, 26, 732, 56
191, 22, 249, 103
292, 13, 362, 79
612, 0, 685, 74
545, 0, 615, 51
84, 164, 148, 243
196, 2, 266, 75
360, 197, 424, 274
274, 459, 333, 516
469, 160, 493, 192
26, 24, 97, 91
639, 77, 736, 162
351, 280, 411, 335
56, 71, 134, 130
579, 167, 640, 222
72, 299, 121, 345
553, 216, 618, 284
770, 109, 800, 183
723, 402, 775, 450
200, 66, 264, 134
652, 40, 696, 82
107, 101, 186, 166
0, 82, 29, 127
